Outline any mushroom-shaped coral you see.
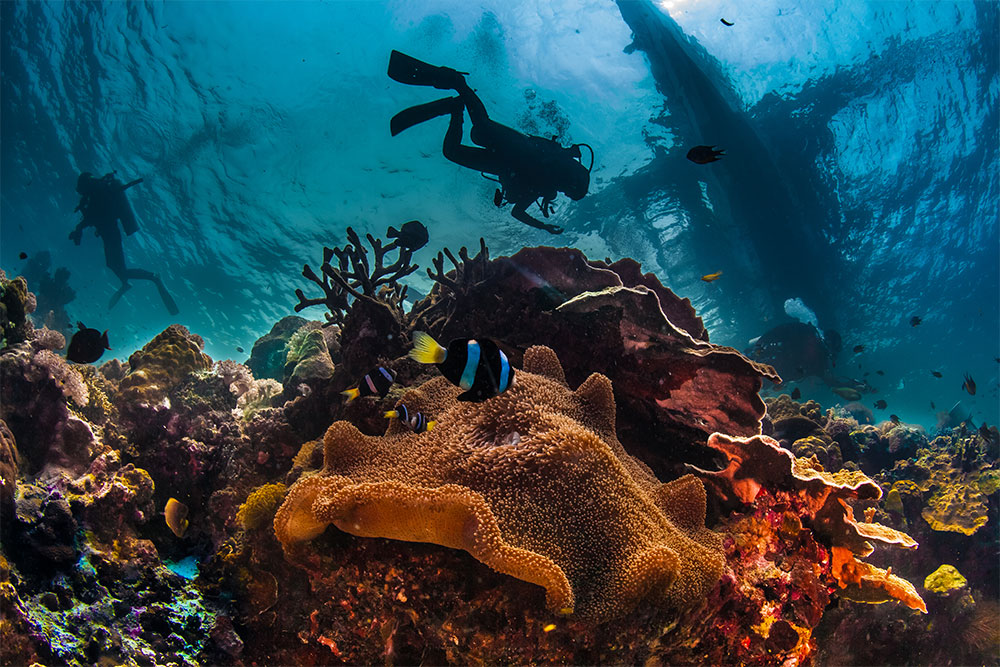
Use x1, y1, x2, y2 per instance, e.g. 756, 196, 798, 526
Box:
118, 324, 212, 408
275, 346, 724, 620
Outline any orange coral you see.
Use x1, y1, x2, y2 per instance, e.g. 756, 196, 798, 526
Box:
275, 346, 724, 620
689, 433, 925, 612
118, 324, 212, 407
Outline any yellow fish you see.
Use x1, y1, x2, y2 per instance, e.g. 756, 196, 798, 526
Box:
701, 271, 723, 282
165, 497, 189, 537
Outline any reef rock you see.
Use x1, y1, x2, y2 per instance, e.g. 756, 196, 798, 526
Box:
275, 345, 724, 620
118, 324, 212, 410
689, 432, 926, 613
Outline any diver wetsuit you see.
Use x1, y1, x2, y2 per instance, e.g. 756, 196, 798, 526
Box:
70, 172, 179, 315
388, 50, 591, 234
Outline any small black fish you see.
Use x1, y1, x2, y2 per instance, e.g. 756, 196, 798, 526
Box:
931, 371, 942, 378
790, 387, 801, 400
853, 345, 865, 353
384, 403, 436, 433
930, 401, 935, 409
910, 316, 922, 327
720, 18, 734, 26
342, 366, 396, 402
66, 322, 110, 364
410, 331, 513, 402
890, 414, 901, 425
18, 252, 27, 260
994, 357, 1000, 363
874, 400, 887, 410
686, 145, 725, 164
236, 346, 245, 353
387, 220, 429, 251
962, 373, 976, 396
876, 370, 885, 376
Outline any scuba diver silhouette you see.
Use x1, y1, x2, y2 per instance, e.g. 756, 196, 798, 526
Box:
69, 171, 179, 315
388, 50, 593, 234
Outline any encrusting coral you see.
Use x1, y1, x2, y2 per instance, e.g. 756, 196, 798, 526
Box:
275, 345, 724, 620
118, 324, 212, 409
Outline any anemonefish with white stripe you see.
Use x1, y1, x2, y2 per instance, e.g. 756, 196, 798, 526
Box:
384, 403, 436, 433
409, 331, 514, 402
342, 366, 396, 403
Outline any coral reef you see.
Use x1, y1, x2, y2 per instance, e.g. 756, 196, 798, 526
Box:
404, 245, 777, 484
118, 324, 212, 410
2, 249, 994, 666
275, 345, 724, 620
0, 270, 37, 347
294, 226, 418, 327
688, 432, 926, 612
246, 315, 308, 381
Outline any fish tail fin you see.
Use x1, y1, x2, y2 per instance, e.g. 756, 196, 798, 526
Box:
342, 387, 361, 403
426, 420, 437, 431
102, 331, 111, 350
409, 331, 447, 364
387, 226, 400, 238
384, 409, 398, 419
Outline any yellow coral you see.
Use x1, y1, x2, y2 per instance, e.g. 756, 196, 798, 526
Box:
274, 346, 724, 620
119, 324, 212, 406
237, 483, 287, 531
924, 564, 967, 594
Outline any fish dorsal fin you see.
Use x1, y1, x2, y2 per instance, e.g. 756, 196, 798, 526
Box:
102, 331, 111, 349
77, 321, 85, 330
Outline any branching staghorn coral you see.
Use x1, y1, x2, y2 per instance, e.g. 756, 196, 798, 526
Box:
294, 227, 419, 326
409, 237, 490, 334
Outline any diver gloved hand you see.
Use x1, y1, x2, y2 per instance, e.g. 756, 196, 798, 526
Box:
541, 223, 563, 235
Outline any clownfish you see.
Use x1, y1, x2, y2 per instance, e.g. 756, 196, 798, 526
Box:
409, 331, 514, 402
342, 366, 396, 403
384, 403, 436, 433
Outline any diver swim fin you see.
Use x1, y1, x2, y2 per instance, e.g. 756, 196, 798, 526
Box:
108, 282, 132, 310
388, 50, 467, 89
153, 275, 180, 316
390, 96, 461, 136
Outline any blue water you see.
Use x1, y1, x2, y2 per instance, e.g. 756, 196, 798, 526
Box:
1, 0, 997, 430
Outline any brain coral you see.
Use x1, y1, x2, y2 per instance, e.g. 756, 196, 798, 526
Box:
275, 345, 724, 620
118, 324, 212, 407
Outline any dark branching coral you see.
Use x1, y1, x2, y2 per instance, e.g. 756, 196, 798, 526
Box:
294, 226, 419, 326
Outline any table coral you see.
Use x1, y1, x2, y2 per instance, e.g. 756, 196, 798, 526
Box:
275, 345, 724, 620
118, 324, 212, 409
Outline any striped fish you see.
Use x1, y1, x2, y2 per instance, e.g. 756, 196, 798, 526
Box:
409, 331, 513, 402
384, 403, 436, 433
342, 366, 396, 403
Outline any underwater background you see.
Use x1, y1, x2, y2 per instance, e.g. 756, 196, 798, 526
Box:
1, 1, 999, 666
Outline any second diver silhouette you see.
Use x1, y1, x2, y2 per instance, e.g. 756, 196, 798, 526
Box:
69, 171, 179, 315
388, 50, 593, 235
